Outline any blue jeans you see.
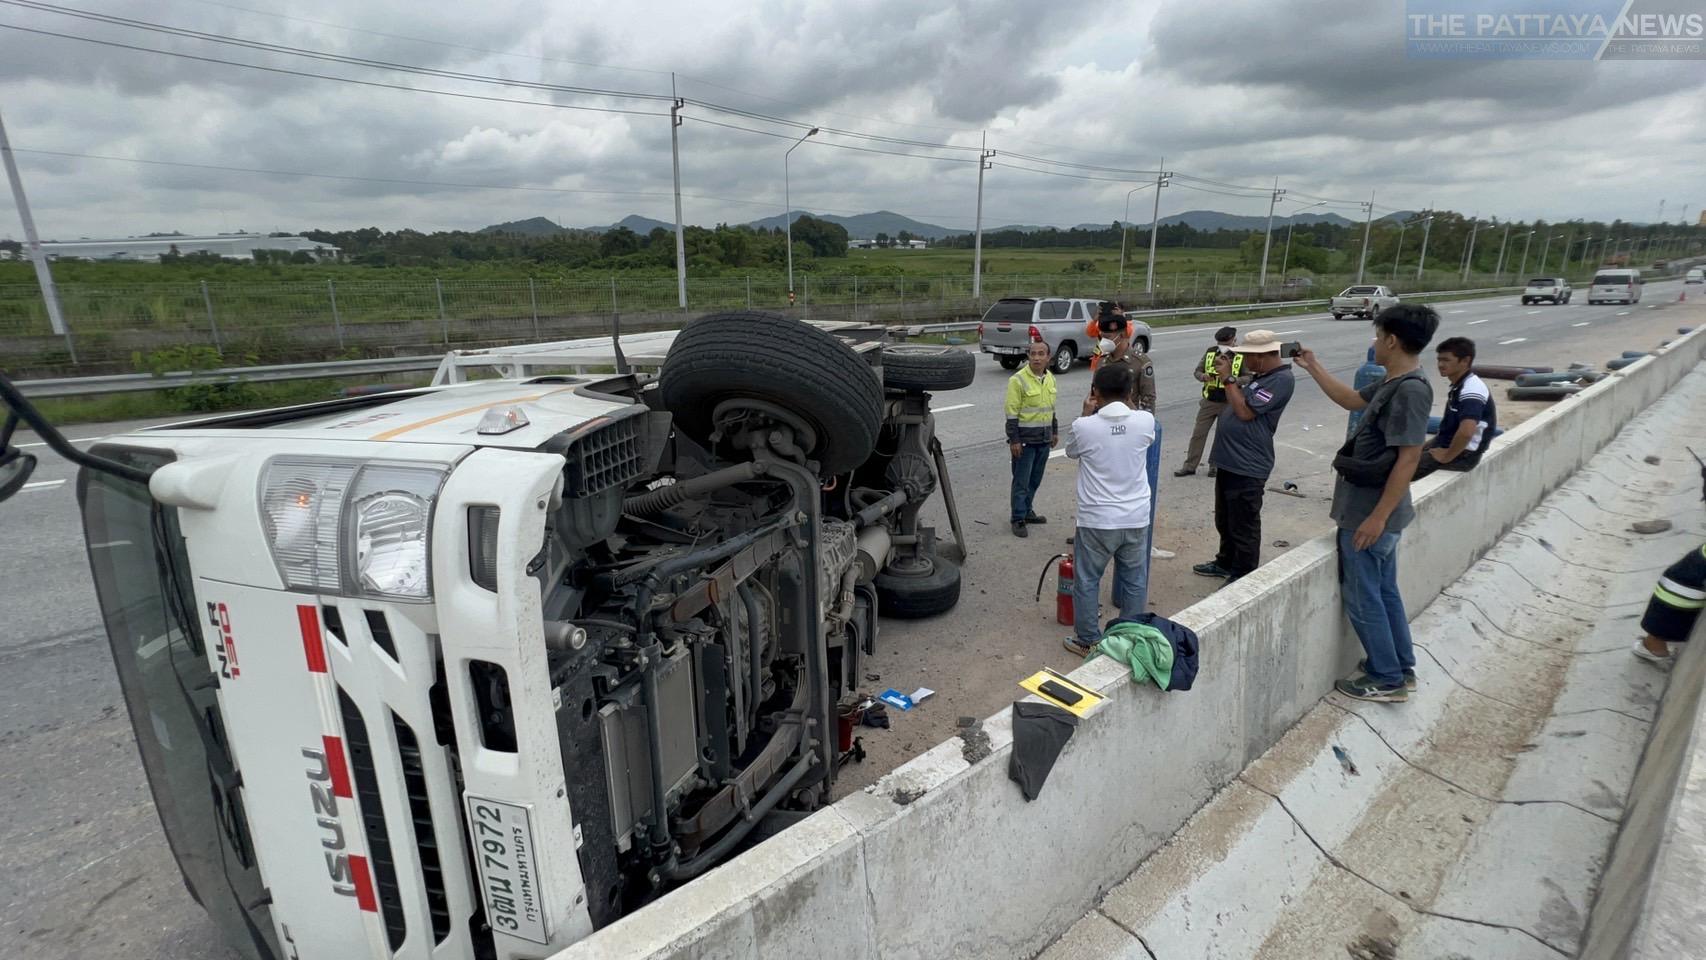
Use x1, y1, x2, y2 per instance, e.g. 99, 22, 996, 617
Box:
1011, 442, 1049, 522
1338, 528, 1414, 687
1144, 419, 1162, 557
1073, 526, 1151, 647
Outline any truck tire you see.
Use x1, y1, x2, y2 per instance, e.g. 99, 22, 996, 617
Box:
1473, 363, 1550, 380
1507, 384, 1584, 401
874, 556, 962, 619
882, 344, 976, 392
1331, 312, 1344, 320
660, 310, 883, 475
1051, 341, 1076, 375
998, 356, 1022, 370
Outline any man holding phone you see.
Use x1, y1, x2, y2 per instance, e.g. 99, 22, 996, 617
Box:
1192, 330, 1296, 585
1295, 304, 1438, 703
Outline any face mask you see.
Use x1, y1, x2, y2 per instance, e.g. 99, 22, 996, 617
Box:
1098, 338, 1116, 355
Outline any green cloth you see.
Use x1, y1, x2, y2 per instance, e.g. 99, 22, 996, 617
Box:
1091, 621, 1174, 690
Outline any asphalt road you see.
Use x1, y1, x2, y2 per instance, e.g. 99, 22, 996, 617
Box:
0, 281, 1696, 959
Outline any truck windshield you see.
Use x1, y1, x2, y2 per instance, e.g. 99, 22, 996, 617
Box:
79, 446, 279, 960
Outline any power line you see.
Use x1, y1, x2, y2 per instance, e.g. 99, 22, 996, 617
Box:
681, 116, 977, 164
0, 22, 673, 118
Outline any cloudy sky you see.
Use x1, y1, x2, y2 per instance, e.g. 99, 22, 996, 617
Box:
1, 0, 1703, 240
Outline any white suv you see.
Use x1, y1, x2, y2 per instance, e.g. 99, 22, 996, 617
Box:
1521, 277, 1572, 305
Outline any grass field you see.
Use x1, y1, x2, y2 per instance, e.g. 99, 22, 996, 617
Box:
845, 245, 1246, 276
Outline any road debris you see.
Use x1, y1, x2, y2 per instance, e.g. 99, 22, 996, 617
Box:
1332, 745, 1360, 776
1630, 519, 1674, 535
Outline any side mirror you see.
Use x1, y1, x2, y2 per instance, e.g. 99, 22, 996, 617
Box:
0, 449, 37, 502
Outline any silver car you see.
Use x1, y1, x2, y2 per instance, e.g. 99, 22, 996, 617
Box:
977, 297, 1153, 374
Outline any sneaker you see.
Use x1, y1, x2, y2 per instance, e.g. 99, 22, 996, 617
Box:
1358, 659, 1418, 691
1207, 466, 1219, 478
1062, 637, 1094, 658
1024, 513, 1048, 525
1173, 467, 1197, 477
1012, 521, 1028, 538
1335, 674, 1409, 703
1192, 561, 1233, 579
1630, 637, 1674, 667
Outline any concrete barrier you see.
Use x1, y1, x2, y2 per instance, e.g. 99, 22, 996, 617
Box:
1580, 615, 1706, 958
554, 321, 1706, 960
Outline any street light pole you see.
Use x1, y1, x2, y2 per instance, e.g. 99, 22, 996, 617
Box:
1283, 200, 1326, 279
1415, 208, 1433, 281
1568, 235, 1591, 276
1117, 184, 1147, 291
1258, 177, 1285, 290
972, 131, 993, 305
1145, 159, 1169, 296
1515, 230, 1534, 279
1460, 215, 1480, 283
1391, 215, 1410, 283
0, 106, 71, 359
1493, 223, 1511, 283
1355, 190, 1375, 284
783, 126, 819, 298
669, 75, 688, 310
1538, 233, 1561, 274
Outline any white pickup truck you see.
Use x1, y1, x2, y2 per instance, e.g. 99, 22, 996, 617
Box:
1330, 285, 1399, 320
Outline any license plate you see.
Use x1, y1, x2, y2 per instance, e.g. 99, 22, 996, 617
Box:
465, 796, 548, 944
988, 346, 1024, 355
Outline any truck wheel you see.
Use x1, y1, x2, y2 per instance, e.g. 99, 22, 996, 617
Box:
874, 556, 962, 619
1331, 313, 1344, 320
1135, 336, 1151, 354
997, 356, 1022, 370
1051, 342, 1076, 375
883, 344, 976, 391
660, 310, 883, 475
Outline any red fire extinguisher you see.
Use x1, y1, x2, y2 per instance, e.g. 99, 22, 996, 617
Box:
1035, 553, 1075, 626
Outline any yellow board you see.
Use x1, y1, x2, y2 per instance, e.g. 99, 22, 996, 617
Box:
1018, 668, 1104, 717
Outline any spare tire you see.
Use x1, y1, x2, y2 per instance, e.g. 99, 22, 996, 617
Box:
659, 311, 883, 475
874, 556, 962, 619
882, 344, 976, 392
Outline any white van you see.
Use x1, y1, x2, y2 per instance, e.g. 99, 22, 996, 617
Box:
1686, 268, 1704, 285
1587, 268, 1642, 305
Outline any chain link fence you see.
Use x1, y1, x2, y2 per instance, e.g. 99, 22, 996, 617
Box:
0, 268, 1546, 377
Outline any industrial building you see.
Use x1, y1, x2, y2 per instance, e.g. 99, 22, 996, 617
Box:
26, 233, 340, 262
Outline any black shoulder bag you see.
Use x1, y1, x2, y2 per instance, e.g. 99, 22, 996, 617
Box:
1332, 375, 1416, 487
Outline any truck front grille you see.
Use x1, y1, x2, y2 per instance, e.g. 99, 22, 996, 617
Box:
339, 689, 408, 950
393, 713, 451, 944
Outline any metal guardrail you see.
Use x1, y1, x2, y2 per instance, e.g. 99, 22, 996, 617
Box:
8, 284, 1539, 398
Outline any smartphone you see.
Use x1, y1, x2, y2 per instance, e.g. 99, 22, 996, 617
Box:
1037, 678, 1084, 706
1280, 341, 1303, 358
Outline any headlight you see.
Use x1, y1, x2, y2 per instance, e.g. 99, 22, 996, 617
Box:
260, 459, 446, 599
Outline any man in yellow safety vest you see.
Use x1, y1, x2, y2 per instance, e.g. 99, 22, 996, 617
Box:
1005, 340, 1059, 538
1176, 326, 1242, 478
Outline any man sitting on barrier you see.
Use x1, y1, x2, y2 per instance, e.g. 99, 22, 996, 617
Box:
1414, 336, 1496, 481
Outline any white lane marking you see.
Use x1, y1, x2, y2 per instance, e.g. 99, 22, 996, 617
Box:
1278, 441, 1325, 459
1269, 329, 1305, 336
1617, 311, 1631, 316
1498, 337, 1528, 346
1448, 309, 1466, 314
1526, 310, 1542, 315
22, 479, 66, 491
18, 436, 104, 449
1467, 318, 1492, 325
1572, 322, 1591, 327
933, 403, 975, 413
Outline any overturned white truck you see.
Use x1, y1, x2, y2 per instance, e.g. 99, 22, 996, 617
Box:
0, 312, 974, 959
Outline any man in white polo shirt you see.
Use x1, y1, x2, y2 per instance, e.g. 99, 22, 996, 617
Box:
1063, 363, 1158, 656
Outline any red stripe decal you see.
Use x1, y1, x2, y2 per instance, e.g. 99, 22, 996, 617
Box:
298, 605, 327, 673
348, 854, 378, 912
323, 735, 353, 799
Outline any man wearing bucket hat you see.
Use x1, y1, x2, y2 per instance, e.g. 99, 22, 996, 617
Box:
1192, 330, 1295, 585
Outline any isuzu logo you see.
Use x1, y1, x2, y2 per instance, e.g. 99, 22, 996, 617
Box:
302, 744, 358, 900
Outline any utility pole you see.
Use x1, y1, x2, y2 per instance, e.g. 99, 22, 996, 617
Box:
1391, 215, 1409, 283
0, 106, 72, 361
1415, 207, 1433, 281
669, 75, 688, 310
1515, 230, 1534, 279
1355, 190, 1375, 284
1460, 215, 1479, 283
972, 132, 993, 305
1258, 177, 1285, 290
1145, 158, 1169, 295
1493, 223, 1511, 283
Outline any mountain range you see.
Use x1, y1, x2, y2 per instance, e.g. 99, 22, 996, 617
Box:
479, 208, 1418, 239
